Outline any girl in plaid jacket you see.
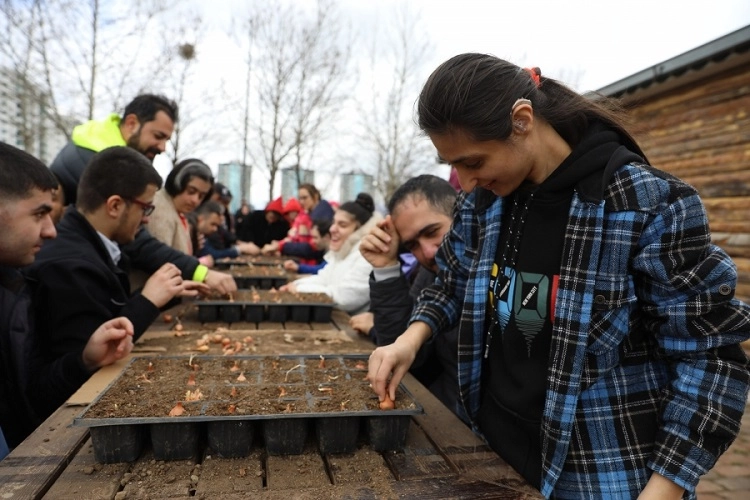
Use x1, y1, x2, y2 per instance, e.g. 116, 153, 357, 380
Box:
367, 54, 750, 499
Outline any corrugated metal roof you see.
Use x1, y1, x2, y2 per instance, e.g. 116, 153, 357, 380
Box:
597, 25, 750, 100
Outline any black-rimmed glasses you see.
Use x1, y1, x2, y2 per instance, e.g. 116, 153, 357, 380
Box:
127, 198, 156, 216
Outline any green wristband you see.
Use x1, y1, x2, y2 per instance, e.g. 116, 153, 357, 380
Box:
192, 264, 209, 283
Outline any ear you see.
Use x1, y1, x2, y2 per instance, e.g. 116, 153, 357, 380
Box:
106, 195, 126, 218
120, 113, 141, 140
511, 101, 534, 136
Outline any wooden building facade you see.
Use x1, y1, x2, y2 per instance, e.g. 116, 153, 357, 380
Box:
599, 25, 750, 303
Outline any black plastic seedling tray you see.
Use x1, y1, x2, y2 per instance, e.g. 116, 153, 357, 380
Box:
197, 290, 335, 323
214, 256, 292, 268
74, 355, 422, 463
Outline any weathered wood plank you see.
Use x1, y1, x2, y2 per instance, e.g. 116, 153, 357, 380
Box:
382, 421, 455, 480
41, 441, 128, 499
0, 405, 88, 500
194, 450, 264, 495
402, 373, 543, 498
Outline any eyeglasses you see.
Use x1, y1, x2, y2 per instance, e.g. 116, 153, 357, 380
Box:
127, 198, 156, 216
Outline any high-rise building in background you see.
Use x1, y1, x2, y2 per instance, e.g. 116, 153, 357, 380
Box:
339, 172, 374, 204
0, 68, 68, 165
281, 166, 315, 201
217, 161, 243, 214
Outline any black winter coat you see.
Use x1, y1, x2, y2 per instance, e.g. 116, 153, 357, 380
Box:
49, 143, 200, 281
0, 266, 91, 447
24, 208, 161, 419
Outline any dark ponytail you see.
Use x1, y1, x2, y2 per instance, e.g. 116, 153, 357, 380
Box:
338, 192, 374, 226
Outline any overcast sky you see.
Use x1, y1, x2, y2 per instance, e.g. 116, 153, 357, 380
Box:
368, 0, 750, 91
166, 0, 750, 206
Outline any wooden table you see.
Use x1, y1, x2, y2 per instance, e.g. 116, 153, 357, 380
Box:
0, 302, 542, 499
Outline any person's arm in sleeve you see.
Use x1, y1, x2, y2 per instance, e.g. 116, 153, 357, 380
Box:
634, 187, 750, 492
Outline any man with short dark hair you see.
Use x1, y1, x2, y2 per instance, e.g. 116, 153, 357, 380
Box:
358, 174, 465, 422
0, 142, 134, 456
25, 146, 204, 421
49, 94, 236, 295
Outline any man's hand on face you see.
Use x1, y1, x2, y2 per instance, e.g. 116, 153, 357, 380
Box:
359, 215, 400, 269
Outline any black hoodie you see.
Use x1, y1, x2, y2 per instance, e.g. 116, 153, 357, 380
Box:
477, 122, 643, 488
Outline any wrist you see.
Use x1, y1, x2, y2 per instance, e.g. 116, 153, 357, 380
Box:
372, 263, 401, 282
192, 264, 209, 283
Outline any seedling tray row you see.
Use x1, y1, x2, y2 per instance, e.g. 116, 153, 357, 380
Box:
74, 355, 423, 463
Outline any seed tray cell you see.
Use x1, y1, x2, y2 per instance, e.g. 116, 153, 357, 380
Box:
74, 355, 422, 462
197, 290, 335, 323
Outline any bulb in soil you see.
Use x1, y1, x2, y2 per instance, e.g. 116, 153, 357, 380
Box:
379, 394, 395, 410
169, 402, 185, 416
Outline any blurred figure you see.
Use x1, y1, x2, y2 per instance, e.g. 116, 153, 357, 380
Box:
49, 180, 66, 226
298, 183, 334, 223
235, 197, 290, 254
281, 193, 381, 314
189, 201, 258, 263
283, 219, 332, 274
262, 197, 315, 262
206, 182, 237, 251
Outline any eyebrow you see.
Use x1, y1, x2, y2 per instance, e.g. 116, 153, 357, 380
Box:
33, 204, 53, 214
437, 153, 476, 165
401, 222, 441, 248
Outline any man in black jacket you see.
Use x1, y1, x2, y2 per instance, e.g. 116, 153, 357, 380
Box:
49, 94, 235, 294
359, 174, 467, 423
0, 143, 134, 455
25, 147, 207, 421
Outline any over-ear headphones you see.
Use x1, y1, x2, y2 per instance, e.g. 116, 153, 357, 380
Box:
166, 159, 213, 196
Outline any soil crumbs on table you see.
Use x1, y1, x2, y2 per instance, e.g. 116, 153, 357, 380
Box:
108, 447, 398, 499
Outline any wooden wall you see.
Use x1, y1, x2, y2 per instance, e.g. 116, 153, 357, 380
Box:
622, 63, 750, 303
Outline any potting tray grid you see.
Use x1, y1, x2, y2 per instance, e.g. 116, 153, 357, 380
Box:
74, 355, 421, 425
196, 289, 335, 323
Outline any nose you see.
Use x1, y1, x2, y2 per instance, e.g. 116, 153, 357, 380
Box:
453, 168, 474, 193
157, 140, 168, 152
42, 215, 57, 239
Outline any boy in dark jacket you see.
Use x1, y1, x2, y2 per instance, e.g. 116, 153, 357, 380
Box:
0, 143, 134, 456
25, 147, 205, 421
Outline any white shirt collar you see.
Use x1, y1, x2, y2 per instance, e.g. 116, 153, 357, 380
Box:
97, 231, 121, 265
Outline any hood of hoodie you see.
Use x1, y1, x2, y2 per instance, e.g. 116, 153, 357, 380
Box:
71, 114, 127, 152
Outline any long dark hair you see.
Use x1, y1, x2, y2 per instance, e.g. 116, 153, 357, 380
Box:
417, 53, 645, 158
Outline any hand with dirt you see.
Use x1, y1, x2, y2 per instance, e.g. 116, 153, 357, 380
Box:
203, 269, 238, 295
359, 215, 400, 269
82, 316, 134, 371
367, 321, 432, 403
350, 312, 374, 337
141, 263, 190, 308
